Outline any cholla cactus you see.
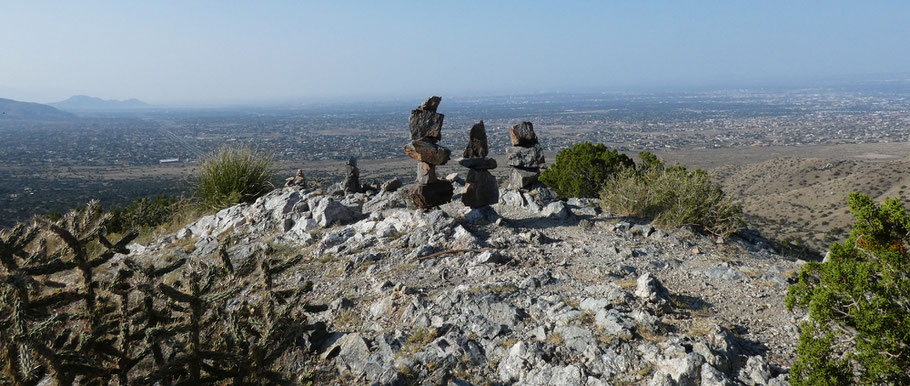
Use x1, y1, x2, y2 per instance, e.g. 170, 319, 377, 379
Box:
1, 202, 326, 384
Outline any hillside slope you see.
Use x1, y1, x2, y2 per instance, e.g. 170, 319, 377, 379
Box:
0, 97, 75, 120
113, 182, 800, 384
713, 156, 910, 254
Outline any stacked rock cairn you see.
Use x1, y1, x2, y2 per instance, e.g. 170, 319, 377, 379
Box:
403, 96, 455, 208
343, 156, 362, 194
506, 121, 546, 190
458, 121, 499, 208
285, 169, 306, 187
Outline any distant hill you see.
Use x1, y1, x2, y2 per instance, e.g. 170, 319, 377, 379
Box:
713, 155, 910, 254
50, 95, 150, 111
0, 98, 75, 120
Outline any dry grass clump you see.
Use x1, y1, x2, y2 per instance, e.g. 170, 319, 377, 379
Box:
196, 146, 274, 210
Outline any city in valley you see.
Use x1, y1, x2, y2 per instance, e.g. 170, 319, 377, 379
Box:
2, 84, 909, 254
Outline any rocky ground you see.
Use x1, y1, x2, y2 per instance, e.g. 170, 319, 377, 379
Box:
122, 177, 807, 385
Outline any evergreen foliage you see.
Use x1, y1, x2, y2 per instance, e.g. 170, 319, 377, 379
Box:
196, 146, 274, 210
786, 193, 910, 384
539, 142, 634, 198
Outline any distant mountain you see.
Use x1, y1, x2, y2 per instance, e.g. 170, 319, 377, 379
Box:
0, 98, 75, 120
50, 95, 150, 111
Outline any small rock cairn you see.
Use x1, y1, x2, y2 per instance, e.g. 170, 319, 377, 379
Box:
506, 121, 545, 190
343, 157, 362, 194
285, 169, 306, 187
458, 121, 499, 208
403, 96, 454, 208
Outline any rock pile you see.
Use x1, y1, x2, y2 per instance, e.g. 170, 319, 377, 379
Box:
459, 120, 499, 208
343, 157, 362, 194
285, 168, 306, 187
506, 121, 546, 190
403, 96, 454, 208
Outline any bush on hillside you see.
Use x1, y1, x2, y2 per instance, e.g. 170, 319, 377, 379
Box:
786, 193, 910, 384
539, 142, 634, 198
196, 146, 274, 209
107, 194, 181, 234
600, 153, 743, 237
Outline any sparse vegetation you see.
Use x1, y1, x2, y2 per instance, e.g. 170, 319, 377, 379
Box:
540, 141, 634, 198
786, 193, 910, 385
0, 202, 325, 384
600, 153, 744, 237
196, 146, 275, 210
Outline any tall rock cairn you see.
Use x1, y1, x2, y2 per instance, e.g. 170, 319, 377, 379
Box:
506, 121, 545, 190
343, 157, 362, 194
403, 96, 454, 208
459, 121, 499, 208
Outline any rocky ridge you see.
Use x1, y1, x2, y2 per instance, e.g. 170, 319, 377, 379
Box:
122, 178, 805, 385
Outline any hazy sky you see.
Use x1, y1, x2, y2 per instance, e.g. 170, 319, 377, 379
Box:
1, 1, 908, 105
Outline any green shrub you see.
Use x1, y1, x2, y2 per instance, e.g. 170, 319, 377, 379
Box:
786, 193, 910, 384
196, 146, 274, 209
600, 154, 743, 237
540, 142, 634, 198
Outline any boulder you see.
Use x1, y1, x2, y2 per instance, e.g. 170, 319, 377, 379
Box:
508, 167, 540, 190
462, 169, 499, 208
408, 110, 444, 142
463, 120, 488, 158
509, 121, 538, 146
403, 139, 451, 165
506, 144, 545, 168
416, 162, 438, 184
406, 181, 454, 209
312, 197, 360, 227
381, 178, 402, 193
418, 95, 441, 112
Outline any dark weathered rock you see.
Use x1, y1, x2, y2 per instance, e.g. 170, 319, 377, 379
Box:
464, 120, 488, 158
403, 139, 451, 165
509, 121, 538, 147
418, 96, 442, 112
409, 110, 444, 142
343, 157, 362, 194
381, 178, 402, 193
462, 169, 499, 208
406, 181, 454, 209
506, 144, 545, 168
508, 167, 540, 190
416, 162, 437, 184
458, 157, 497, 170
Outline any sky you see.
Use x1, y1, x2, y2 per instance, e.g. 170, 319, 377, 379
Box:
1, 1, 908, 105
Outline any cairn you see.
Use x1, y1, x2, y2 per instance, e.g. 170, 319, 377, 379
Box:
403, 96, 454, 208
459, 121, 499, 207
343, 157, 362, 194
285, 169, 306, 187
506, 121, 545, 190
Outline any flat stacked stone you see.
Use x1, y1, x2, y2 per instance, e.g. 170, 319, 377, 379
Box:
343, 157, 362, 194
506, 121, 546, 190
403, 96, 454, 208
458, 121, 499, 208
